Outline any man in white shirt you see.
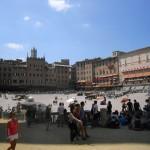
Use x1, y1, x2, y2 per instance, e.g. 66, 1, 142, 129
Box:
92, 101, 99, 127
57, 103, 65, 127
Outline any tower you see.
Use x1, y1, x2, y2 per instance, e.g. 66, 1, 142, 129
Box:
31, 47, 37, 58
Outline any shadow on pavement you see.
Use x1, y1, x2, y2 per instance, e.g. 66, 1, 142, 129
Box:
0, 122, 150, 145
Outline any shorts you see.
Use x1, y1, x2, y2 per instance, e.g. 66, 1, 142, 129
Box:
8, 133, 18, 141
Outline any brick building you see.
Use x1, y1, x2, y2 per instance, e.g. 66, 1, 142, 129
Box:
94, 56, 119, 88
0, 48, 71, 91
76, 58, 101, 89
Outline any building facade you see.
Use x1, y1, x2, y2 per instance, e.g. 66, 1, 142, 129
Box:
76, 58, 101, 89
52, 62, 71, 89
75, 48, 150, 89
0, 59, 27, 89
1, 47, 150, 91
94, 56, 119, 88
119, 47, 150, 85
0, 48, 71, 91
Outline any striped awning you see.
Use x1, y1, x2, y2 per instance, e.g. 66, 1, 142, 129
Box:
122, 65, 150, 72
124, 72, 150, 79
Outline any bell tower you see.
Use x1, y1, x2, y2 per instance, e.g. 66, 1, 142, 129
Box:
31, 47, 37, 58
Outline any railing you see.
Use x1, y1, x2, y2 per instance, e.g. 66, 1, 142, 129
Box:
2, 111, 26, 121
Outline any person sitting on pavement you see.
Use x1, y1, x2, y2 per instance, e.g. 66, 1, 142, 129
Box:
108, 111, 120, 129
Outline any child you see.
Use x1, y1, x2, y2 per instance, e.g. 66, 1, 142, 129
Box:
7, 112, 20, 150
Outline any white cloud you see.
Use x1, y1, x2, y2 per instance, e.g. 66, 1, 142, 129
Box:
48, 0, 72, 12
34, 21, 43, 27
24, 16, 31, 21
5, 43, 24, 50
82, 23, 91, 28
23, 16, 44, 28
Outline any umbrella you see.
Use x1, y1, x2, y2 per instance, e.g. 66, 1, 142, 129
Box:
121, 98, 129, 103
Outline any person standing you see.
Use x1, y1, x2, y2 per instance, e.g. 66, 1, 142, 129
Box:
7, 112, 20, 150
45, 105, 52, 131
122, 102, 127, 113
16, 102, 21, 113
107, 101, 112, 115
0, 106, 3, 119
92, 101, 99, 127
80, 101, 89, 138
37, 105, 42, 122
25, 107, 32, 127
57, 103, 64, 127
134, 100, 140, 113
127, 99, 133, 115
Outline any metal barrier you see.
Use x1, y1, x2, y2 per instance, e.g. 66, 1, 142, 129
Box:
2, 111, 26, 121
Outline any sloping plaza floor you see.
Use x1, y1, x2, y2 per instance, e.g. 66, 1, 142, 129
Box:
0, 120, 150, 150
0, 143, 149, 150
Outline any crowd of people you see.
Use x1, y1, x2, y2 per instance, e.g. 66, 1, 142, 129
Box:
105, 98, 150, 130
0, 95, 150, 149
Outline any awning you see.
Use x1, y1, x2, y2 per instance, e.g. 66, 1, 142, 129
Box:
122, 65, 150, 72
94, 84, 112, 88
99, 74, 118, 78
124, 71, 150, 79
95, 74, 118, 80
77, 80, 86, 83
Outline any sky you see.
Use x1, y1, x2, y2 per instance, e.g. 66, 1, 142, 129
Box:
0, 0, 150, 64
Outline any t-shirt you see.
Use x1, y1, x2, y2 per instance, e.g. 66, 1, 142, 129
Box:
80, 107, 85, 120
134, 102, 140, 111
127, 102, 133, 111
57, 106, 64, 115
93, 104, 98, 114
7, 119, 18, 136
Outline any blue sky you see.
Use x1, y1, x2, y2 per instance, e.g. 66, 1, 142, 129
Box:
0, 0, 150, 64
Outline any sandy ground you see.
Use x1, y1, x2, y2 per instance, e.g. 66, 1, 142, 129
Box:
0, 143, 150, 150
0, 119, 150, 150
